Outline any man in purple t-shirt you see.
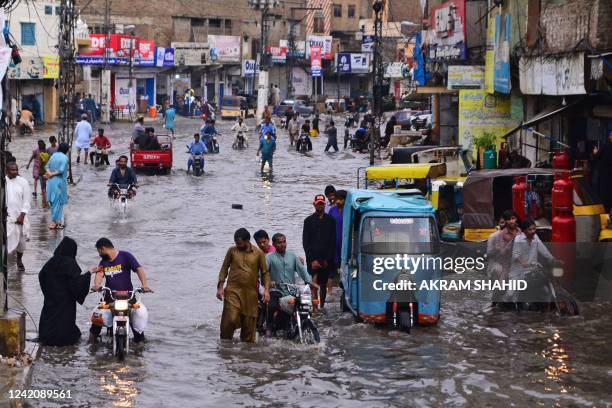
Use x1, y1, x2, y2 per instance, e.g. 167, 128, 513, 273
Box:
89, 237, 153, 344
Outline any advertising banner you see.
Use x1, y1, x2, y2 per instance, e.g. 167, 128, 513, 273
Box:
493, 14, 511, 94
458, 90, 519, 150
172, 42, 209, 66
267, 43, 287, 64
286, 40, 306, 58
424, 0, 467, 60
42, 56, 59, 78
7, 57, 44, 79
242, 59, 259, 77
138, 40, 155, 66
311, 45, 322, 77
337, 53, 351, 73
208, 35, 241, 63
350, 53, 370, 73
362, 35, 375, 53
447, 65, 484, 89
519, 53, 586, 95
155, 48, 175, 67
293, 67, 312, 95
114, 78, 137, 113
484, 13, 496, 93
306, 35, 333, 60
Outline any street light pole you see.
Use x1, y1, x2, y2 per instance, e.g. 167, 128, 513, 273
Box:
370, 0, 385, 165
286, 7, 322, 100
125, 25, 135, 121
336, 43, 340, 112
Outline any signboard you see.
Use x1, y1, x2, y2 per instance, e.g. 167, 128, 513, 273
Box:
42, 56, 59, 78
208, 35, 241, 63
493, 14, 511, 93
447, 65, 484, 89
350, 53, 370, 73
267, 43, 287, 64
242, 59, 259, 77
311, 45, 322, 77
7, 57, 44, 79
337, 53, 351, 73
458, 90, 519, 150
114, 78, 136, 113
362, 35, 375, 53
285, 40, 306, 58
293, 67, 312, 95
424, 0, 467, 60
519, 53, 586, 95
306, 35, 333, 60
172, 42, 209, 66
77, 34, 142, 65
137, 40, 155, 66
385, 62, 408, 78
155, 48, 175, 67
484, 13, 496, 93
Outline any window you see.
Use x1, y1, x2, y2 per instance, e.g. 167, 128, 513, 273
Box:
225, 19, 232, 30
191, 18, 205, 27
208, 18, 221, 29
20, 22, 36, 46
313, 14, 325, 33
333, 4, 342, 17
55, 6, 60, 14
348, 5, 356, 18
44, 5, 52, 15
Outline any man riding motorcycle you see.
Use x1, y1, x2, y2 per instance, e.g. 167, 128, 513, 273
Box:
264, 233, 319, 336
187, 133, 207, 172
89, 238, 153, 344
231, 118, 249, 148
199, 118, 218, 151
296, 121, 313, 152
108, 155, 138, 198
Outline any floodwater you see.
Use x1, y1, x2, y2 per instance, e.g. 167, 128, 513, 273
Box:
4, 116, 612, 407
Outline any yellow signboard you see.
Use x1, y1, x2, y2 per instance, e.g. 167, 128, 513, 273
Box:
42, 56, 59, 79
484, 14, 497, 93
458, 90, 519, 151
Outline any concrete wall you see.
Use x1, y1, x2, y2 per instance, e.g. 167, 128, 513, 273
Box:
7, 0, 60, 59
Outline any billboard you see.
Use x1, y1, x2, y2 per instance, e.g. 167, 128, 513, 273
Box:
311, 45, 322, 77
267, 43, 287, 64
493, 14, 511, 94
447, 65, 484, 89
208, 35, 241, 63
155, 48, 175, 67
306, 35, 333, 60
424, 0, 467, 60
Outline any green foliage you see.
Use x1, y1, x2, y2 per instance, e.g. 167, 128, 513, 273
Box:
472, 132, 497, 149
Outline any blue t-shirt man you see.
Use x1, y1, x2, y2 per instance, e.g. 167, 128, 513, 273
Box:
164, 107, 176, 130
260, 122, 276, 142
99, 251, 141, 292
188, 140, 207, 155
259, 137, 276, 161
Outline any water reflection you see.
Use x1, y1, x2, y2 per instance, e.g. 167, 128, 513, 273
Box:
99, 366, 139, 408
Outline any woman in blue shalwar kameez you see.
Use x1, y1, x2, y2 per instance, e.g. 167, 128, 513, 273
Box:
44, 143, 70, 229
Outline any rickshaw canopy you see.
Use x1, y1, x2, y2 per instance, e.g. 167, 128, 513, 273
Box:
364, 163, 447, 181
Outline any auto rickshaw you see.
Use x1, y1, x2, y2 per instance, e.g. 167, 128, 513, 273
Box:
130, 132, 173, 174
462, 168, 606, 242
340, 189, 442, 331
220, 96, 244, 120
358, 163, 466, 240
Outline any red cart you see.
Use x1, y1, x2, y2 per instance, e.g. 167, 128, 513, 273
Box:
130, 134, 173, 174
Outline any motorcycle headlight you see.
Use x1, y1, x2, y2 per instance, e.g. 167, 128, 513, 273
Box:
301, 295, 312, 304
114, 299, 129, 311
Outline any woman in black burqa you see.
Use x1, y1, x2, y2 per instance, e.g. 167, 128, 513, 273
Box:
39, 237, 95, 346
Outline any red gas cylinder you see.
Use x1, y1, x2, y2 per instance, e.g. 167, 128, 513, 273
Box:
552, 209, 576, 242
552, 149, 572, 170
552, 172, 573, 217
512, 176, 526, 222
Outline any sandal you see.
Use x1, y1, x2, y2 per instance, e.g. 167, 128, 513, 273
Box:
55, 224, 65, 230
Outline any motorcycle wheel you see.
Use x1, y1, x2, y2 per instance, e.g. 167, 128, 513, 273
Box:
399, 309, 412, 333
300, 319, 320, 344
116, 334, 126, 361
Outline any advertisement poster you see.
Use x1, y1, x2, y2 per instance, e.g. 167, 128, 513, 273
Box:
493, 14, 511, 94
155, 48, 175, 67
7, 57, 44, 79
362, 36, 375, 53
519, 54, 586, 96
242, 59, 259, 77
337, 53, 351, 73
285, 40, 306, 58
447, 65, 484, 89
306, 35, 333, 60
424, 0, 467, 60
42, 56, 59, 78
484, 13, 496, 93
458, 89, 518, 151
138, 40, 155, 66
267, 44, 287, 64
208, 35, 241, 62
311, 45, 322, 77
350, 53, 370, 73
293, 67, 312, 95
114, 78, 137, 113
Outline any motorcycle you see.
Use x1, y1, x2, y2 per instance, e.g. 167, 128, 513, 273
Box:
93, 146, 104, 166
257, 283, 320, 344
280, 116, 287, 128
495, 264, 579, 316
16, 112, 33, 136
189, 152, 205, 176
91, 286, 148, 361
111, 183, 135, 215
232, 132, 247, 150
204, 134, 220, 154
297, 132, 311, 154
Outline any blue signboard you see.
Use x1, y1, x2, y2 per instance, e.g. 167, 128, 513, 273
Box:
337, 53, 351, 73
493, 14, 511, 94
362, 35, 375, 53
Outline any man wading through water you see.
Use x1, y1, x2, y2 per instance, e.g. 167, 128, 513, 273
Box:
217, 228, 270, 342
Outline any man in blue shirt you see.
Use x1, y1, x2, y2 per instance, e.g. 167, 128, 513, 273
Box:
187, 133, 207, 173
265, 233, 318, 335
199, 119, 218, 149
164, 104, 176, 138
108, 155, 138, 198
257, 132, 276, 173
259, 117, 276, 142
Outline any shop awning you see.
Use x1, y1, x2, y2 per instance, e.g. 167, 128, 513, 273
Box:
501, 98, 584, 139
365, 163, 447, 180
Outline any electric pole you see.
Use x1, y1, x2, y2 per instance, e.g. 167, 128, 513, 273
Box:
286, 7, 321, 100
370, 0, 386, 165
101, 0, 111, 123
248, 0, 279, 121
57, 0, 77, 182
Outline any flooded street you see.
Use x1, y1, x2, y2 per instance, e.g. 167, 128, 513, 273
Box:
5, 116, 612, 407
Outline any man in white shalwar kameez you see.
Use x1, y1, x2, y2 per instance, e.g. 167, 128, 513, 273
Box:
6, 161, 31, 271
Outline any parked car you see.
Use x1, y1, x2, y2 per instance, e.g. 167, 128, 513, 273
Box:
280, 99, 314, 117
412, 113, 432, 130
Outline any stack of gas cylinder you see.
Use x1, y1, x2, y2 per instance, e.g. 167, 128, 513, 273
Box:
551, 172, 575, 242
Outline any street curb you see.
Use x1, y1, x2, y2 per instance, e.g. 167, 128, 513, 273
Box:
6, 343, 41, 408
